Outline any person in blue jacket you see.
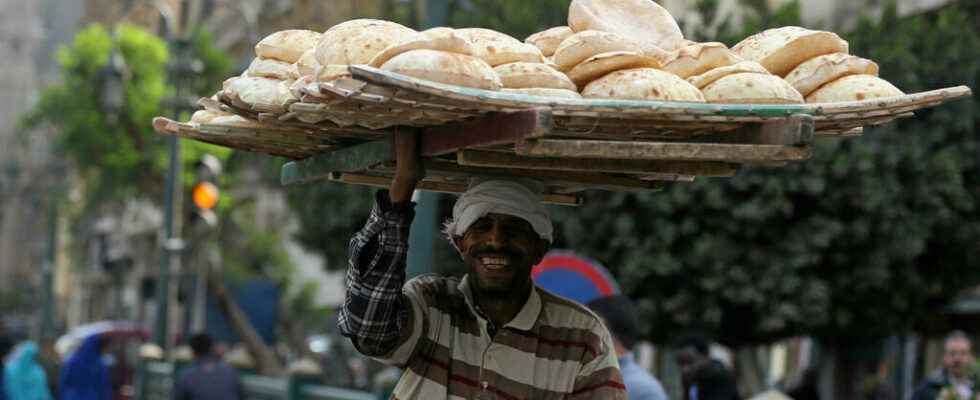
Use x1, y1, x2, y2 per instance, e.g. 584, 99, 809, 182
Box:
4, 342, 53, 400
59, 335, 111, 400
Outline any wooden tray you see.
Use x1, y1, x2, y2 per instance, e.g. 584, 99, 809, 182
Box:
152, 66, 972, 202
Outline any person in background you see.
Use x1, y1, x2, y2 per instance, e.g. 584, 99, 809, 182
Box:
588, 296, 669, 400
531, 250, 668, 400
912, 331, 980, 400
3, 342, 53, 400
59, 335, 111, 400
674, 334, 741, 400
172, 333, 241, 400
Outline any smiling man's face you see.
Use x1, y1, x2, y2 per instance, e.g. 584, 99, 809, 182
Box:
455, 213, 548, 297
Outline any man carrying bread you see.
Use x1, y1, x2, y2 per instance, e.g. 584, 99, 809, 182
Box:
338, 131, 626, 399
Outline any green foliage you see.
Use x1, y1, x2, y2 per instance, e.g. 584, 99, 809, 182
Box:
285, 183, 374, 269
446, 0, 571, 39
21, 24, 233, 208
555, 2, 980, 345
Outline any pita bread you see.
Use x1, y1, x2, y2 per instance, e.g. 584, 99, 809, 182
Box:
784, 53, 879, 97
210, 115, 260, 127
224, 76, 296, 108
254, 30, 321, 63
456, 28, 545, 66
701, 73, 804, 104
295, 49, 320, 78
289, 75, 317, 99
568, 0, 685, 51
553, 30, 669, 71
369, 29, 475, 67
494, 62, 577, 91
805, 74, 904, 103
421, 27, 455, 38
315, 20, 418, 66
582, 68, 704, 102
566, 51, 662, 88
662, 42, 742, 79
190, 109, 231, 124
247, 57, 299, 80
315, 64, 353, 83
380, 49, 502, 91
503, 88, 583, 99
733, 26, 849, 76
525, 26, 575, 57
687, 61, 770, 89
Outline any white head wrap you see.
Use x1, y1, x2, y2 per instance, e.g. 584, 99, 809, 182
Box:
443, 178, 553, 245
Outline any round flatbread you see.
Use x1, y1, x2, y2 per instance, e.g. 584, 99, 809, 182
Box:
568, 0, 685, 51
456, 28, 545, 66
784, 53, 879, 97
502, 88, 583, 99
246, 57, 299, 80
210, 115, 260, 127
315, 20, 418, 66
701, 73, 804, 104
525, 26, 575, 57
294, 49, 320, 78
566, 51, 662, 88
494, 62, 577, 91
254, 30, 321, 63
582, 68, 704, 102
223, 76, 296, 108
732, 26, 849, 76
314, 64, 352, 83
662, 42, 742, 79
553, 30, 669, 71
190, 109, 231, 125
380, 49, 502, 91
805, 74, 904, 103
369, 29, 475, 68
687, 61, 770, 89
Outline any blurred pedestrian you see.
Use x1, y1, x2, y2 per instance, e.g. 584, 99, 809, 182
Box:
59, 335, 111, 400
531, 249, 669, 400
172, 333, 241, 400
912, 331, 979, 400
589, 295, 669, 400
674, 334, 741, 400
3, 342, 52, 400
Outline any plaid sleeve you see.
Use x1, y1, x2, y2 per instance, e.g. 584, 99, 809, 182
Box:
338, 190, 417, 357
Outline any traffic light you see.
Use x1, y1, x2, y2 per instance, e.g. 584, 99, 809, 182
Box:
190, 154, 222, 227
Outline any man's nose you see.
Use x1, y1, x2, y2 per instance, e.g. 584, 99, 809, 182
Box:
485, 222, 505, 248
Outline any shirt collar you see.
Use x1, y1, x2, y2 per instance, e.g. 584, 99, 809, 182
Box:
459, 274, 542, 331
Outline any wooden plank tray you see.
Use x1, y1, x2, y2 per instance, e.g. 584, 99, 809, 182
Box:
152, 67, 972, 200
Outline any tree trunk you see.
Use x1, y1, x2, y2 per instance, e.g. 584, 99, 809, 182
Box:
208, 274, 283, 376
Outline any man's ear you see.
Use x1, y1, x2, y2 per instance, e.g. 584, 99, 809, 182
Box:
453, 237, 465, 256
532, 239, 550, 264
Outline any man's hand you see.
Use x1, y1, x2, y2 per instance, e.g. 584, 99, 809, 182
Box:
390, 129, 425, 204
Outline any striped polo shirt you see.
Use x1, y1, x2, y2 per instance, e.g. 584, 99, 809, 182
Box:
378, 274, 627, 400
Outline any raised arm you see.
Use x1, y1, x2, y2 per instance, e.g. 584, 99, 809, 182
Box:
337, 131, 425, 357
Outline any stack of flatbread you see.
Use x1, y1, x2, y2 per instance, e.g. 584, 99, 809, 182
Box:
733, 26, 903, 103
188, 0, 910, 130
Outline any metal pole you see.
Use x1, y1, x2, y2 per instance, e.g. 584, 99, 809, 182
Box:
40, 194, 56, 339
406, 0, 450, 278
156, 38, 190, 356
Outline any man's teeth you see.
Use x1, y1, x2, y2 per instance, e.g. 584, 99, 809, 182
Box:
480, 256, 510, 269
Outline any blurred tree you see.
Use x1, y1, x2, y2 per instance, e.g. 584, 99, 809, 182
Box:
20, 24, 233, 211
554, 0, 980, 346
